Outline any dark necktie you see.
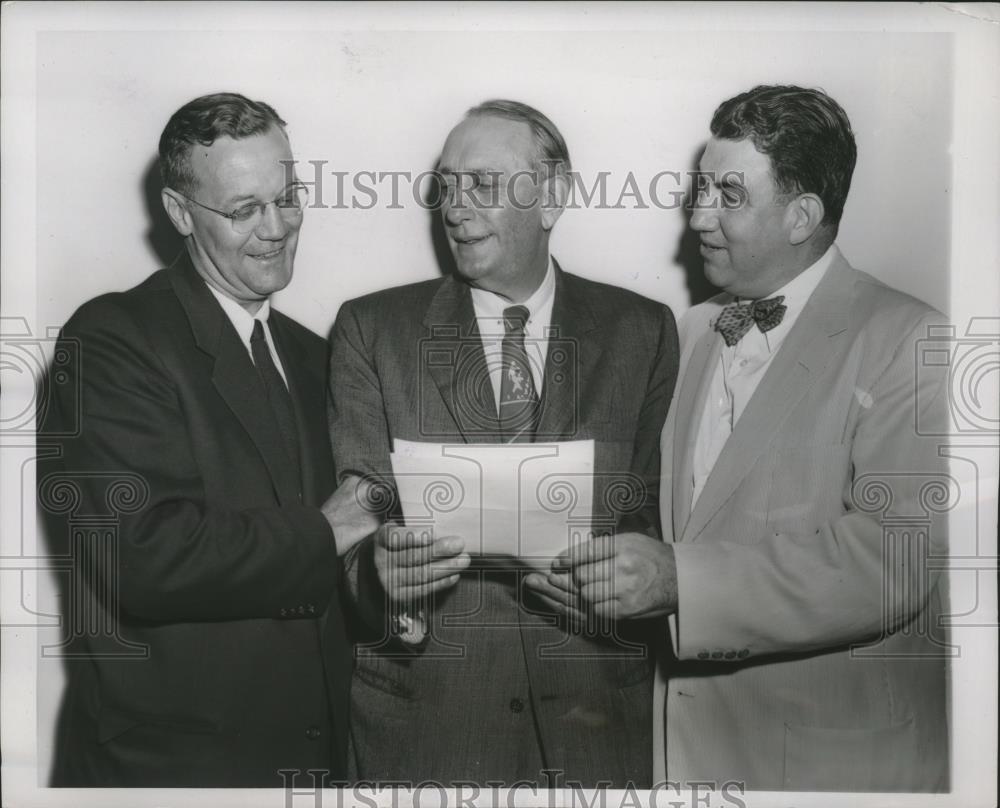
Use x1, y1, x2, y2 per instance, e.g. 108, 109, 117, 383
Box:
713, 295, 787, 347
499, 305, 540, 442
250, 319, 302, 490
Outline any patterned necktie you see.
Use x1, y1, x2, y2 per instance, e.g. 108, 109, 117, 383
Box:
713, 295, 787, 347
499, 305, 540, 442
250, 319, 302, 492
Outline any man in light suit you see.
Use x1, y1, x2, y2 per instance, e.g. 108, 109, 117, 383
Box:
551, 85, 949, 791
43, 93, 372, 786
328, 99, 679, 786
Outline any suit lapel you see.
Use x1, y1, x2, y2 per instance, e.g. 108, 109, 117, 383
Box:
536, 264, 599, 440
423, 276, 500, 442
672, 323, 723, 539
168, 255, 301, 505
421, 264, 602, 443
681, 259, 853, 543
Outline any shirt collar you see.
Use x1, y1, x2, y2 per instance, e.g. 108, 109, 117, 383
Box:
725, 243, 838, 354
470, 256, 556, 327
204, 282, 271, 346
759, 242, 838, 314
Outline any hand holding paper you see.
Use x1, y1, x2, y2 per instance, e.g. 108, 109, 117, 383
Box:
373, 523, 470, 603
524, 531, 678, 620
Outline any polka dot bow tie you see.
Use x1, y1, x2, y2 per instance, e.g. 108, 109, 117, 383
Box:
713, 295, 787, 347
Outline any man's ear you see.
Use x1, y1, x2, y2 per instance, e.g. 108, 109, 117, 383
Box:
787, 193, 825, 246
162, 188, 194, 236
540, 171, 569, 232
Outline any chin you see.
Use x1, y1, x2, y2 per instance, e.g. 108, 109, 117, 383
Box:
703, 263, 733, 292
453, 261, 490, 283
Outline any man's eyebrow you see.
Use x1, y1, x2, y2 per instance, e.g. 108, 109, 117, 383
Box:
221, 184, 296, 206
221, 193, 258, 206
436, 166, 504, 177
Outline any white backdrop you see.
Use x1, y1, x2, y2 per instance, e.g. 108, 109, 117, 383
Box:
34, 28, 954, 334
3, 3, 999, 807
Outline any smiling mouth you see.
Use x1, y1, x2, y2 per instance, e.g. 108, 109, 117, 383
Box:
700, 242, 725, 252
248, 245, 284, 260
454, 234, 490, 246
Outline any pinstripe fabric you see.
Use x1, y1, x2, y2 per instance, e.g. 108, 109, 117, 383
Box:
330, 265, 679, 785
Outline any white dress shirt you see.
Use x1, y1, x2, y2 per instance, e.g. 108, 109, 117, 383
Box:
690, 244, 838, 506
470, 257, 557, 410
205, 283, 289, 387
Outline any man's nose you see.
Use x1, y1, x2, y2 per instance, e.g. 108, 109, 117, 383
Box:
255, 202, 290, 240
688, 196, 718, 232
443, 187, 474, 227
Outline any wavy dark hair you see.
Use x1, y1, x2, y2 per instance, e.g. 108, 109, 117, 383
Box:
711, 85, 857, 231
158, 92, 286, 193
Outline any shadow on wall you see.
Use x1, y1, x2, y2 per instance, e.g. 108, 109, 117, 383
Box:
140, 145, 722, 307
423, 158, 457, 279
34, 354, 79, 787
423, 145, 723, 308
675, 143, 719, 308
142, 156, 184, 269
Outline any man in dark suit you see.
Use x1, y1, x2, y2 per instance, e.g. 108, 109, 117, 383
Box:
328, 99, 679, 786
43, 93, 370, 786
553, 86, 949, 790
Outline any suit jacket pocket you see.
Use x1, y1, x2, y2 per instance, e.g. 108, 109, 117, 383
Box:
783, 715, 919, 791
354, 656, 416, 699
98, 705, 220, 744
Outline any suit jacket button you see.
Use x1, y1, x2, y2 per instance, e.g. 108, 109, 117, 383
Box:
724, 651, 737, 660
711, 651, 723, 660
697, 651, 710, 660
509, 698, 525, 713
280, 608, 287, 617
305, 725, 322, 740
737, 649, 750, 659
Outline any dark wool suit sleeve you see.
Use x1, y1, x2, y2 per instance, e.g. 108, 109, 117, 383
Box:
327, 300, 396, 637
50, 299, 338, 623
622, 303, 680, 537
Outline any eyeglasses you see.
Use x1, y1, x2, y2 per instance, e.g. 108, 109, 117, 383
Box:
178, 183, 310, 234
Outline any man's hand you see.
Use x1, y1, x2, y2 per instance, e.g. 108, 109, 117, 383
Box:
374, 523, 469, 604
320, 475, 382, 554
525, 532, 678, 620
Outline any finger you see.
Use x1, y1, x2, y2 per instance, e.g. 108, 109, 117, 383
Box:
380, 525, 436, 551
525, 573, 580, 610
529, 591, 588, 623
394, 537, 465, 568
376, 540, 435, 569
556, 534, 616, 568
544, 570, 578, 594
571, 559, 614, 589
394, 573, 462, 602
430, 536, 466, 559
382, 553, 471, 588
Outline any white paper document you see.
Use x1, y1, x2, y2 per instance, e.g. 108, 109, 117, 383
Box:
389, 439, 596, 568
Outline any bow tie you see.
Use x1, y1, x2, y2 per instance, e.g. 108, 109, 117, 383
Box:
713, 296, 787, 347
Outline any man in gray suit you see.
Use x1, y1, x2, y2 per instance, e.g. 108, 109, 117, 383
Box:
328, 99, 678, 786
549, 85, 949, 791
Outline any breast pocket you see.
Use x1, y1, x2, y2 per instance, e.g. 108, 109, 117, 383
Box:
766, 444, 852, 534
